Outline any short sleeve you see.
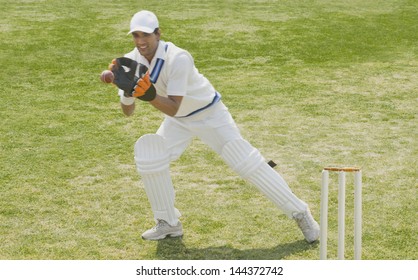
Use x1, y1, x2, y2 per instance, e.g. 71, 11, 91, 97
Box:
166, 53, 193, 96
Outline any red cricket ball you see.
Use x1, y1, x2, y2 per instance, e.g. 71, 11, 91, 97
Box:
100, 70, 114, 83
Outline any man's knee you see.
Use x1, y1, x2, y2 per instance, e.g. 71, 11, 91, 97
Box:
220, 139, 265, 178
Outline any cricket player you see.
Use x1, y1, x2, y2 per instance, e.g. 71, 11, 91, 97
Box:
107, 10, 320, 243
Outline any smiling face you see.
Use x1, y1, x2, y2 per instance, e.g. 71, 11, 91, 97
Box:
132, 29, 161, 63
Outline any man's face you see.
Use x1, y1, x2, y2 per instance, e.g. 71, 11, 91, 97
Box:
132, 30, 161, 62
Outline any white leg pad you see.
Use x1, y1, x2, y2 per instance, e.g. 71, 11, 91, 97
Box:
221, 139, 307, 217
135, 134, 180, 226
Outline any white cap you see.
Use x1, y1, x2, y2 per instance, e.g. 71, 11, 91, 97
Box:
128, 10, 159, 34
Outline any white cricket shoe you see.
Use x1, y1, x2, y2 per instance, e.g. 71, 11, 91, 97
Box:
141, 219, 183, 241
293, 208, 320, 243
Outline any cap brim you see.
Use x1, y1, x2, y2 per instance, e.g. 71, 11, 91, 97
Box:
127, 26, 155, 35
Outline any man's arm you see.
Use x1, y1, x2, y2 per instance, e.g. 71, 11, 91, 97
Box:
121, 102, 135, 116
147, 53, 191, 117
120, 95, 183, 117
150, 95, 183, 117
118, 89, 136, 116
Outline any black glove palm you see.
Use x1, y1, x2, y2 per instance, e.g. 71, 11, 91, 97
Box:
110, 57, 149, 98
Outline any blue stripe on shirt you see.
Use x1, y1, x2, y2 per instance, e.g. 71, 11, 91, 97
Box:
150, 58, 164, 83
178, 92, 221, 118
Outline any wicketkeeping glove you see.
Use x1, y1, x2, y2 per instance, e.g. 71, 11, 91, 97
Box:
131, 72, 156, 101
109, 57, 156, 101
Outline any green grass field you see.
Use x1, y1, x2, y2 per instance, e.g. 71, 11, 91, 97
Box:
1, 0, 417, 260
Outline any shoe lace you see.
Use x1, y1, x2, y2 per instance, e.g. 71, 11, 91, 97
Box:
153, 219, 167, 230
295, 212, 314, 231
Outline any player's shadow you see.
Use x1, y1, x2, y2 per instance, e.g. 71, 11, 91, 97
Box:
156, 238, 317, 260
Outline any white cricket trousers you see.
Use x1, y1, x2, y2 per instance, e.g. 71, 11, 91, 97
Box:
141, 101, 307, 225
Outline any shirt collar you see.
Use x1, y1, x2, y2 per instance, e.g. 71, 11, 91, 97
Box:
152, 40, 167, 62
